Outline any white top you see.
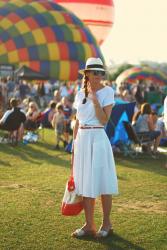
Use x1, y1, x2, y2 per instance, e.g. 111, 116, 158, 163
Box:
135, 114, 149, 132
73, 86, 115, 126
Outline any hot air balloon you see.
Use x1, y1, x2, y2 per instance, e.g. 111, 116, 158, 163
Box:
55, 0, 114, 45
116, 67, 167, 86
0, 0, 103, 80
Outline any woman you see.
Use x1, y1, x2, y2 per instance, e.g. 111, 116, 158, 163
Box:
72, 58, 118, 238
24, 101, 40, 130
52, 103, 65, 150
135, 103, 161, 154
42, 100, 56, 128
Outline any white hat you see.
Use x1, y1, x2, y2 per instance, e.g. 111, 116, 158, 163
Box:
79, 57, 106, 74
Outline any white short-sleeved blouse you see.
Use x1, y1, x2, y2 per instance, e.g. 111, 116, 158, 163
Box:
73, 86, 115, 126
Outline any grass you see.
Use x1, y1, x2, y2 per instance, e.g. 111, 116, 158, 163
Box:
0, 129, 167, 250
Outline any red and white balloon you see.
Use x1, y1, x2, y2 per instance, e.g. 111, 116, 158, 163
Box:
55, 0, 114, 45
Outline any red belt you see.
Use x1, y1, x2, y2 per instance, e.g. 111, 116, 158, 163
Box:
79, 126, 104, 129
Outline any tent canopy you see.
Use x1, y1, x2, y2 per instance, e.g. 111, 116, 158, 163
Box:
15, 65, 49, 81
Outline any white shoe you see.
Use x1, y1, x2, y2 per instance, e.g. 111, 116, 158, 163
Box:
71, 228, 96, 238
96, 227, 113, 238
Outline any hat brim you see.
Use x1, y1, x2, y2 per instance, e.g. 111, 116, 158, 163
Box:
79, 67, 106, 75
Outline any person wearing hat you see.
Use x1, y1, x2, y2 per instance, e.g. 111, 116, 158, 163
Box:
71, 57, 118, 238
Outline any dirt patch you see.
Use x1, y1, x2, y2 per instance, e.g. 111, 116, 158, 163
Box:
0, 183, 31, 189
116, 201, 167, 214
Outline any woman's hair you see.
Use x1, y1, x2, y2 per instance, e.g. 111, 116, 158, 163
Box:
140, 103, 152, 115
29, 101, 38, 111
132, 110, 141, 124
49, 100, 56, 109
82, 73, 89, 104
56, 102, 64, 111
10, 98, 17, 108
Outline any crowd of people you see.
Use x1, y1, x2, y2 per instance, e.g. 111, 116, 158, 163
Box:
0, 58, 167, 239
0, 69, 167, 150
0, 78, 76, 147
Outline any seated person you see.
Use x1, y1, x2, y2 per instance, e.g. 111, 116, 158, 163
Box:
24, 101, 40, 130
132, 110, 141, 127
41, 101, 56, 128
156, 113, 167, 146
0, 98, 26, 140
134, 103, 161, 154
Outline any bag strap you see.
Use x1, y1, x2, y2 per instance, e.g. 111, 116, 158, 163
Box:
68, 149, 75, 191
70, 149, 74, 177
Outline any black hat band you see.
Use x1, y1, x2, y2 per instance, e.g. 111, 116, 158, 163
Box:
86, 64, 104, 69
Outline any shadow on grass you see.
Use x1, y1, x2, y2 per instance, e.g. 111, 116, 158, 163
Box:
1, 140, 166, 177
77, 232, 144, 250
0, 159, 12, 167
0, 142, 69, 169
115, 153, 167, 177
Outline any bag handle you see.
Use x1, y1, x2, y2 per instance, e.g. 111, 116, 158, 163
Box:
68, 144, 75, 191
70, 140, 75, 176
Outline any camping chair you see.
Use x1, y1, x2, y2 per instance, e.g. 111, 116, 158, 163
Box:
106, 102, 136, 141
123, 121, 154, 157
105, 102, 136, 156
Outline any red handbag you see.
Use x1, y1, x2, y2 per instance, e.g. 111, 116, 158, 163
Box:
61, 150, 83, 216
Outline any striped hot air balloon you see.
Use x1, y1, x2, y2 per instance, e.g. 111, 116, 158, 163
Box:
55, 0, 114, 45
0, 0, 103, 80
116, 67, 167, 86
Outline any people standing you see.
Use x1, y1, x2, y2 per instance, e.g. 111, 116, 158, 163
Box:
52, 103, 65, 150
71, 58, 118, 238
61, 96, 72, 147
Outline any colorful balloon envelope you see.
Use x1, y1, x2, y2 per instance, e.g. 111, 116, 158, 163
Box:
0, 0, 103, 80
55, 0, 114, 45
116, 67, 167, 86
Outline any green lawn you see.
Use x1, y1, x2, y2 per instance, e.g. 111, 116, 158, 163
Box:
0, 129, 167, 250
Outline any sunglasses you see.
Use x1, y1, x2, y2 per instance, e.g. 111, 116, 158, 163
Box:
89, 70, 105, 76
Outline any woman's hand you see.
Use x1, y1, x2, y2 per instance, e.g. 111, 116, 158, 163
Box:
87, 83, 99, 105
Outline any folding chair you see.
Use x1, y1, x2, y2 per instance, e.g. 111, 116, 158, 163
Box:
123, 121, 154, 157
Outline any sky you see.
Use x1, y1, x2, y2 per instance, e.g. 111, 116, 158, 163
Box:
101, 0, 167, 66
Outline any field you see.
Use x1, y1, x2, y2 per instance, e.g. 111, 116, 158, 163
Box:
0, 129, 167, 250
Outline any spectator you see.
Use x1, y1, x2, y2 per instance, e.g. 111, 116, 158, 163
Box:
52, 103, 65, 150
60, 82, 69, 97
19, 80, 30, 100
7, 76, 15, 98
135, 103, 161, 154
53, 89, 61, 105
42, 101, 56, 128
0, 98, 26, 140
0, 77, 8, 111
24, 101, 40, 130
37, 82, 45, 108
133, 82, 144, 104
61, 96, 72, 147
